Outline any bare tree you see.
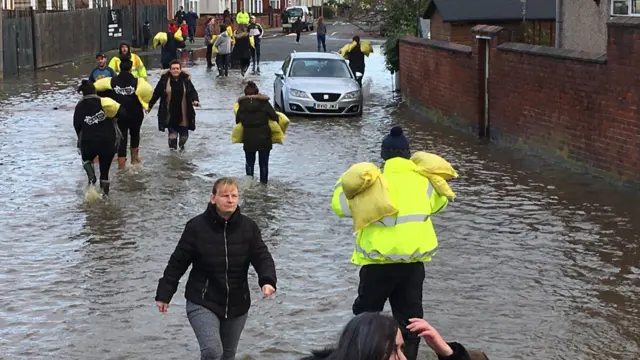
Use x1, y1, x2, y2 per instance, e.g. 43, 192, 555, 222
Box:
347, 0, 387, 34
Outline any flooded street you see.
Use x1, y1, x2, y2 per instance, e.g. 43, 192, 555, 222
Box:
0, 45, 639, 360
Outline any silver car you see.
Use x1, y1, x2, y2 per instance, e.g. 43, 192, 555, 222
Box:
273, 52, 364, 116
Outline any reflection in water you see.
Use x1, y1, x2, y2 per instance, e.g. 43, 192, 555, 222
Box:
0, 47, 638, 360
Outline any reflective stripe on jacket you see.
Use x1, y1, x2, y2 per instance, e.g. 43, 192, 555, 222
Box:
108, 53, 148, 79
331, 157, 449, 265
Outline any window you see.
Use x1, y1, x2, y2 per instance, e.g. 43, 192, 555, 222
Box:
611, 0, 640, 15
247, 0, 261, 13
188, 0, 198, 13
269, 0, 280, 10
289, 59, 352, 78
282, 55, 291, 74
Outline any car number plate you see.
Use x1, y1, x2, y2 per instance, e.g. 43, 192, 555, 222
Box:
314, 103, 338, 110
283, 24, 292, 27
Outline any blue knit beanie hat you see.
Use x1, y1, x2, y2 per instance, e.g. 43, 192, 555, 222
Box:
381, 126, 410, 160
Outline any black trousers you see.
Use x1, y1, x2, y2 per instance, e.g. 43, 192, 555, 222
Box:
244, 150, 270, 184
353, 262, 425, 360
117, 112, 144, 157
80, 140, 116, 181
216, 54, 230, 74
295, 31, 301, 42
206, 44, 214, 67
250, 39, 261, 66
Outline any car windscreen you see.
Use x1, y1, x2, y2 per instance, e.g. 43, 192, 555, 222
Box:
289, 59, 352, 78
287, 8, 303, 17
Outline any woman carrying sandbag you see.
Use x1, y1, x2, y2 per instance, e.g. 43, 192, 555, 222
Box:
148, 59, 200, 151
236, 81, 279, 184
232, 25, 252, 77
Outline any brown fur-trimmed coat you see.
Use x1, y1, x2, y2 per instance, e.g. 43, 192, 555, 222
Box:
235, 94, 279, 152
149, 70, 199, 131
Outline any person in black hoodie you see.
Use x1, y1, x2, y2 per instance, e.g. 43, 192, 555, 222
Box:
160, 30, 186, 69
235, 81, 279, 184
73, 80, 125, 196
155, 177, 277, 360
299, 313, 484, 360
348, 36, 366, 86
148, 59, 200, 151
95, 59, 153, 169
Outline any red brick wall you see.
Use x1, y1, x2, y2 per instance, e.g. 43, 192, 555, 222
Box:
428, 9, 451, 42
399, 18, 640, 184
399, 37, 478, 130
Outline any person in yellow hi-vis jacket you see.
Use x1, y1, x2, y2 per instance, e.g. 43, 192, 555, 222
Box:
330, 125, 449, 360
236, 9, 250, 25
108, 41, 148, 80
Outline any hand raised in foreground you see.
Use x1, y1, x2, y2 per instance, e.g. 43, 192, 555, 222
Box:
156, 301, 169, 314
192, 101, 200, 107
262, 284, 275, 297
407, 318, 453, 357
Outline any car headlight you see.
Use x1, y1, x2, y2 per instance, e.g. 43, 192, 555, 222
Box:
343, 90, 361, 99
289, 89, 307, 98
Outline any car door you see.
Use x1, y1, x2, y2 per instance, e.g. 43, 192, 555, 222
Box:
274, 55, 291, 107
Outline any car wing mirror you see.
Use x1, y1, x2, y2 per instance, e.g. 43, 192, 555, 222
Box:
275, 69, 284, 78
355, 72, 363, 78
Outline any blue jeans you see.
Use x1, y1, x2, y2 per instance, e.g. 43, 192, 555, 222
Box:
168, 126, 189, 149
317, 34, 326, 52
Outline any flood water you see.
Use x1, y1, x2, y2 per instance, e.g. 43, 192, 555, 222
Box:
0, 48, 639, 360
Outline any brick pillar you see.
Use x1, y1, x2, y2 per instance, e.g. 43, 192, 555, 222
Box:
471, 25, 503, 138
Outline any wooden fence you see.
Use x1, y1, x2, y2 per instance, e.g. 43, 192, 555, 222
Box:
1, 5, 167, 76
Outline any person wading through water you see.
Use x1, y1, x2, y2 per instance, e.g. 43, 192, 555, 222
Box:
235, 81, 279, 184
203, 17, 216, 69
108, 42, 148, 80
94, 60, 152, 169
149, 59, 200, 151
73, 80, 124, 196
347, 36, 366, 86
155, 177, 277, 360
160, 29, 186, 69
247, 15, 263, 74
214, 24, 232, 77
232, 24, 252, 78
331, 126, 450, 360
88, 53, 116, 83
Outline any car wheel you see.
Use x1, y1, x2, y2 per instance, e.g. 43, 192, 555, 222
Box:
310, 25, 314, 31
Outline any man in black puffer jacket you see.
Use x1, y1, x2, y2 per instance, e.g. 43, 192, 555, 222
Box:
155, 177, 277, 360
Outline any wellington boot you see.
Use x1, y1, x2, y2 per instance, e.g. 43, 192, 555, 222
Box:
117, 156, 126, 169
100, 180, 110, 196
83, 160, 97, 185
130, 148, 141, 164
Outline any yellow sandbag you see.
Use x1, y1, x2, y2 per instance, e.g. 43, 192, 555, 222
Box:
250, 36, 255, 49
135, 78, 153, 110
93, 77, 112, 92
339, 41, 373, 58
231, 103, 289, 144
210, 34, 217, 44
360, 41, 373, 56
174, 28, 184, 42
99, 97, 121, 118
410, 151, 458, 199
341, 163, 398, 232
153, 32, 168, 48
338, 42, 354, 58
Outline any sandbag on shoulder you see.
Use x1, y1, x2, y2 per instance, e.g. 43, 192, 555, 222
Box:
341, 162, 398, 232
410, 151, 458, 199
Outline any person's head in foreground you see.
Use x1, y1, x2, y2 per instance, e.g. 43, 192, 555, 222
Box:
209, 177, 238, 218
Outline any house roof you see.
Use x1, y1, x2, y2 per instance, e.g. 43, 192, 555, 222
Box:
424, 0, 556, 22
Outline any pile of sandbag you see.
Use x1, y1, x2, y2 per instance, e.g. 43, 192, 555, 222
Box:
231, 103, 290, 144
